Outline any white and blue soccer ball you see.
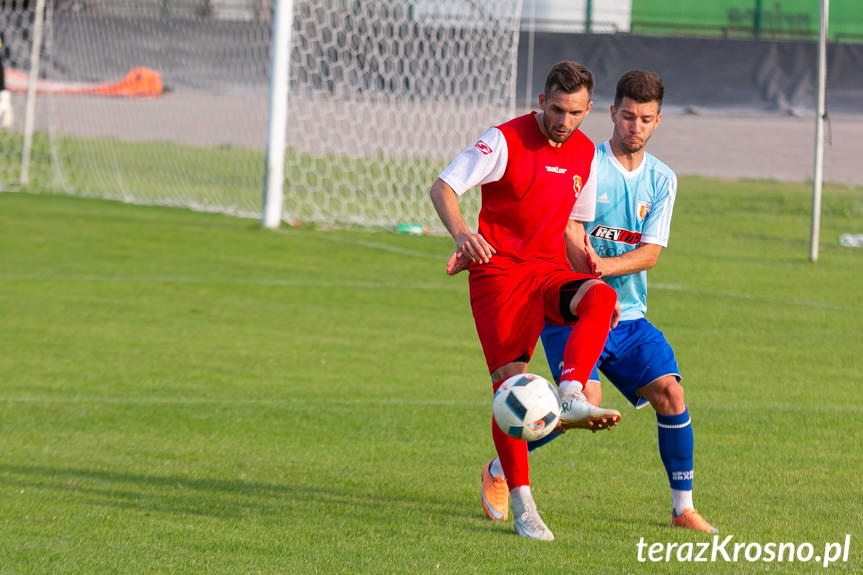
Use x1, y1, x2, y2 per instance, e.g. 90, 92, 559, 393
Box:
492, 373, 561, 442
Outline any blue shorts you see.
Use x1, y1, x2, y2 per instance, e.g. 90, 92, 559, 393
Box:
540, 318, 680, 409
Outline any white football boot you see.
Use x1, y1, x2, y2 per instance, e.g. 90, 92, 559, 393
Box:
557, 380, 621, 432
512, 489, 554, 541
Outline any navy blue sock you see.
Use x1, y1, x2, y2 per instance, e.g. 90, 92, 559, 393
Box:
657, 407, 694, 490
527, 429, 563, 453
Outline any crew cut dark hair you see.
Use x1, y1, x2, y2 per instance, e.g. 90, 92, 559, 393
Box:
544, 61, 594, 98
614, 69, 664, 110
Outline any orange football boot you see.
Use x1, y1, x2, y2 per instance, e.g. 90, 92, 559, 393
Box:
671, 508, 718, 533
481, 460, 509, 521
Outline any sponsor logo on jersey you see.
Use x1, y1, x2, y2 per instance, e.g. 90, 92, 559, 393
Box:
590, 225, 642, 245
573, 175, 583, 198
637, 200, 652, 221
597, 192, 610, 204
545, 166, 567, 174
475, 140, 493, 155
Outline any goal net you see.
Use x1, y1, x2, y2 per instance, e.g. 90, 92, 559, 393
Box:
0, 0, 522, 232
1, 0, 271, 216
282, 0, 522, 231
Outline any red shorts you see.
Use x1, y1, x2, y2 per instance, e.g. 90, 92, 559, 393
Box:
468, 259, 596, 373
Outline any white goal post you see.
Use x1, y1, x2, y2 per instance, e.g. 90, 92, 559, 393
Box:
1, 0, 523, 234
261, 0, 292, 229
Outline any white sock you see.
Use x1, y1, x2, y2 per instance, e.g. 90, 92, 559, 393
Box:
489, 457, 504, 478
511, 484, 532, 501
558, 379, 583, 398
671, 489, 694, 516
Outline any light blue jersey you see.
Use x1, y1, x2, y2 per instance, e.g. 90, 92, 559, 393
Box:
587, 140, 677, 321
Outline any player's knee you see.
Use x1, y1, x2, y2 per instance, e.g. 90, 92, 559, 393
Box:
573, 280, 617, 319
643, 377, 684, 414
664, 380, 684, 408
491, 361, 528, 390
588, 279, 615, 297
591, 281, 618, 309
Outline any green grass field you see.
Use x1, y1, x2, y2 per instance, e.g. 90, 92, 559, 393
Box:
1, 181, 861, 573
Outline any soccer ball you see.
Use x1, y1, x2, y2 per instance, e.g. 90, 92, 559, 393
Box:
492, 373, 561, 441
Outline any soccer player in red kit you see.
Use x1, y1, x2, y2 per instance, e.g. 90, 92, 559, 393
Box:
430, 61, 621, 541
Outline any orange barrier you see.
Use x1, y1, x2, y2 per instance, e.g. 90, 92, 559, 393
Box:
5, 67, 163, 98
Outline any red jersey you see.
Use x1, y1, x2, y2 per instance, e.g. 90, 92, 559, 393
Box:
483, 113, 595, 265
440, 112, 596, 267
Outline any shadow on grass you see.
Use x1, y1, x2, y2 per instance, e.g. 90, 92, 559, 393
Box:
0, 463, 470, 524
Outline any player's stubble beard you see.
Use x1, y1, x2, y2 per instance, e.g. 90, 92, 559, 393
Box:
614, 127, 651, 154
540, 112, 580, 145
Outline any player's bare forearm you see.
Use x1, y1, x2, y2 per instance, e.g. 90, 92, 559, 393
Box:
590, 242, 663, 277
430, 178, 470, 240
564, 220, 592, 274
430, 178, 496, 273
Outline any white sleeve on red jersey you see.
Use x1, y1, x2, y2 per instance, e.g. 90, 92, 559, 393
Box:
438, 127, 508, 196
569, 149, 598, 222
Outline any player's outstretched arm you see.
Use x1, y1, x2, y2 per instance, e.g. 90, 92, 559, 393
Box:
584, 235, 663, 278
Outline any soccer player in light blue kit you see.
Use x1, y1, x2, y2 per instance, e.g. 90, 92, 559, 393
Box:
481, 70, 717, 533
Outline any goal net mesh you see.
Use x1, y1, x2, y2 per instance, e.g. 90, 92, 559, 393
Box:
1, 0, 522, 232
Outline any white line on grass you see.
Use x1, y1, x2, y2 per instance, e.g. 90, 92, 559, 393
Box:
283, 227, 448, 260
651, 282, 859, 311
0, 273, 464, 291
0, 395, 485, 407
1, 275, 857, 310
1, 395, 859, 413
314, 233, 445, 260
